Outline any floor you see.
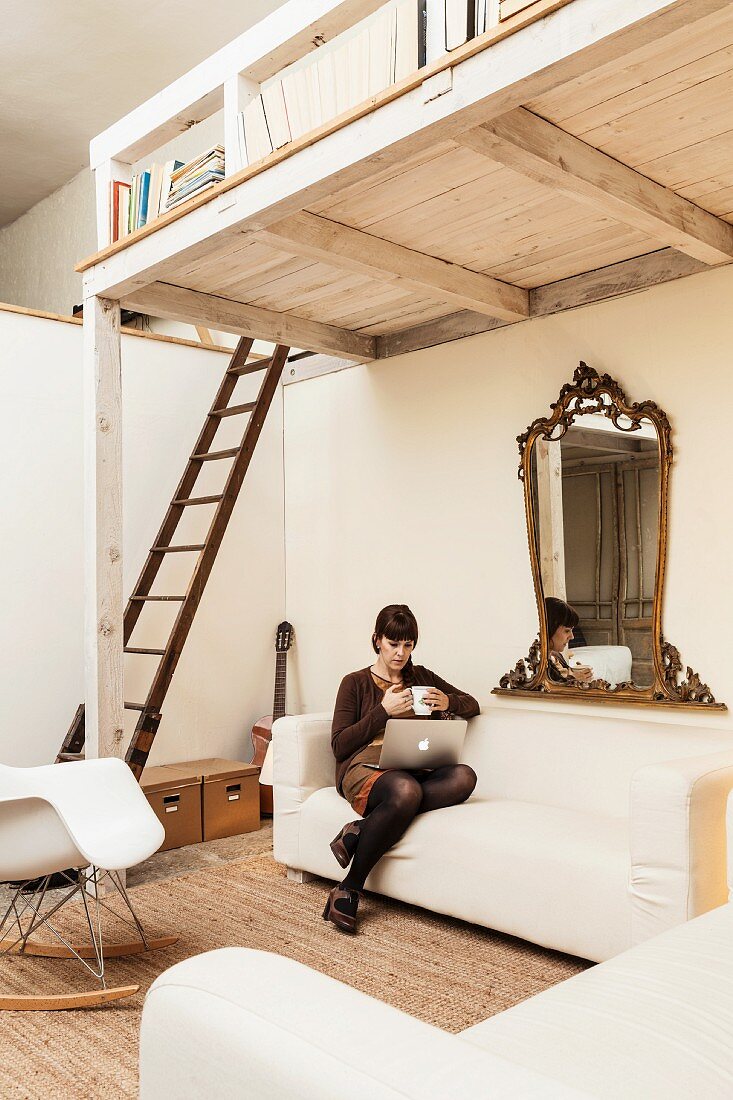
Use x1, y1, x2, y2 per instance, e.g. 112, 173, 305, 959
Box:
0, 820, 274, 909
128, 819, 274, 888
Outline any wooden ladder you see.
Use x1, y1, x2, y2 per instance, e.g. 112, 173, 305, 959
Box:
57, 338, 289, 779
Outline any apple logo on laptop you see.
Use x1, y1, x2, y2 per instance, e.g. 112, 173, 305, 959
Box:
418, 738, 430, 751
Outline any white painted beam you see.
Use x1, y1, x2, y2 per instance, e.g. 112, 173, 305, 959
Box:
121, 281, 376, 361
83, 0, 732, 300
259, 212, 529, 320
457, 107, 733, 265
90, 0, 389, 167
83, 295, 125, 761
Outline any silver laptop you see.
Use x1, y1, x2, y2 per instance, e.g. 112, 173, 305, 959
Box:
366, 719, 468, 771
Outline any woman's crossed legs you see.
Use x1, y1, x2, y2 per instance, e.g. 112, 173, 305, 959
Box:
339, 764, 476, 894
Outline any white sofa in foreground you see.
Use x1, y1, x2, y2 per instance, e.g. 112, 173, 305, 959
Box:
139, 898, 733, 1098
272, 706, 733, 961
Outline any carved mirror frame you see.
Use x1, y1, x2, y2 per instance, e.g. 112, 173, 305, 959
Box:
494, 362, 723, 709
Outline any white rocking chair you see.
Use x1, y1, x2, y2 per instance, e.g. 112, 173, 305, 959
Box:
0, 757, 175, 1010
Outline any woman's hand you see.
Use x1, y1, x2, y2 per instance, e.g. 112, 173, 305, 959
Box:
382, 685, 414, 717
422, 687, 450, 712
571, 665, 594, 684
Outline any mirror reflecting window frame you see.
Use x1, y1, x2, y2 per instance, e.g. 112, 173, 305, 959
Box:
495, 363, 723, 709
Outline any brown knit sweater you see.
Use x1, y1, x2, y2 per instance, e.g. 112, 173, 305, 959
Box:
332, 665, 480, 800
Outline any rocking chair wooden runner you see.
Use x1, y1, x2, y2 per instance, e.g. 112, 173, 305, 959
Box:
0, 758, 176, 1010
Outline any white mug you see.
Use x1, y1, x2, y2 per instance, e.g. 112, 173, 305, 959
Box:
411, 686, 431, 715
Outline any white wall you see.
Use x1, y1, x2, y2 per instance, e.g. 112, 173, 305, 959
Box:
0, 309, 284, 766
0, 116, 223, 317
283, 264, 733, 736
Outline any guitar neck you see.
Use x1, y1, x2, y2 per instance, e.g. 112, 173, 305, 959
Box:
273, 651, 287, 720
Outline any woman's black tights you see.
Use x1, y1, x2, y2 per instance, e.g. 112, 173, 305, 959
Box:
340, 764, 476, 893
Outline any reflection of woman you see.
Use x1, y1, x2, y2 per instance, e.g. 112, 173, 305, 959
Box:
545, 597, 594, 684
323, 604, 480, 934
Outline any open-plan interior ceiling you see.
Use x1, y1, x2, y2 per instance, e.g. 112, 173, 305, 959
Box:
0, 0, 284, 229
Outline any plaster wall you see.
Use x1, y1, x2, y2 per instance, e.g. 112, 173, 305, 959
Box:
0, 309, 284, 766
282, 264, 733, 737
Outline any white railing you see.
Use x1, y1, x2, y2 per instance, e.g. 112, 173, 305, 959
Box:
90, 0, 539, 248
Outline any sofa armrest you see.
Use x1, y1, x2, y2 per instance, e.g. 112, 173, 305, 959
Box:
272, 713, 334, 868
140, 948, 580, 1099
630, 749, 733, 945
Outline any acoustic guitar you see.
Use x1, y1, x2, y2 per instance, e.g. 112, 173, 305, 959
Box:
251, 621, 293, 816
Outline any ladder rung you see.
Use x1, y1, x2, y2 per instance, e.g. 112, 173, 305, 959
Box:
212, 401, 257, 418
124, 647, 166, 655
228, 358, 272, 377
151, 544, 206, 553
130, 595, 186, 602
191, 448, 239, 462
173, 495, 223, 506
124, 702, 147, 712
58, 752, 84, 762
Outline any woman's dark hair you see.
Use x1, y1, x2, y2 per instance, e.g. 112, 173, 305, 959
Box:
372, 604, 418, 685
545, 597, 579, 643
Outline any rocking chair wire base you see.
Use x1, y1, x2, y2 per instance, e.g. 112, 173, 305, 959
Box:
0, 866, 178, 1011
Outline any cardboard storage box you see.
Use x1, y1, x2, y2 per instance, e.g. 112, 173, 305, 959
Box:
199, 759, 260, 841
141, 764, 204, 852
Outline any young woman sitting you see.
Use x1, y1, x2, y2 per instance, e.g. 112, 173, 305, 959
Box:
545, 596, 594, 684
323, 604, 480, 933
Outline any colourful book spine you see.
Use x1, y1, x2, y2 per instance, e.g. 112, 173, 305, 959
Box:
138, 171, 151, 228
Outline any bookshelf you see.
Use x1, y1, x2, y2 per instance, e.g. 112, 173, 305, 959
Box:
96, 0, 518, 248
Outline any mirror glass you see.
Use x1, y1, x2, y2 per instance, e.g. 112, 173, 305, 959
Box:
529, 401, 660, 688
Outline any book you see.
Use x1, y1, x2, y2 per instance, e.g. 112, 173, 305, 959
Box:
445, 0, 470, 49
368, 8, 393, 97
347, 26, 370, 108
282, 68, 311, 140
159, 159, 184, 214
138, 170, 151, 228
110, 180, 132, 243
241, 97, 273, 163
395, 1, 419, 81
262, 81, 292, 150
317, 50, 338, 123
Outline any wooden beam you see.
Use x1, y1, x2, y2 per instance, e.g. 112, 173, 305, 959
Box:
258, 213, 529, 322
83, 295, 124, 761
122, 282, 376, 362
456, 108, 733, 266
376, 248, 715, 357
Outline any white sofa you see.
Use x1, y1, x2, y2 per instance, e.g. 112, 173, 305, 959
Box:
272, 705, 733, 961
139, 896, 733, 1098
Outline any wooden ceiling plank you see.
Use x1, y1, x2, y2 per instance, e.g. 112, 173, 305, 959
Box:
256, 212, 529, 321
456, 107, 733, 265
122, 281, 376, 361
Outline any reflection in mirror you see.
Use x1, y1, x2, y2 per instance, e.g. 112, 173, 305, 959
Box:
530, 414, 660, 688
497, 362, 722, 708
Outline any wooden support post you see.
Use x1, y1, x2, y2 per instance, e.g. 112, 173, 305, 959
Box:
83, 294, 125, 762
535, 438, 566, 601
224, 74, 260, 176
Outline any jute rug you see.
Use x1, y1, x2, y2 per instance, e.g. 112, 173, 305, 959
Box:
0, 854, 588, 1099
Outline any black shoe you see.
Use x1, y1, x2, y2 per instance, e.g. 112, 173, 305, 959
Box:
322, 885, 360, 933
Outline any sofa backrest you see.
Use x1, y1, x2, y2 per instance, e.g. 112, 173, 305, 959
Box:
464, 706, 733, 818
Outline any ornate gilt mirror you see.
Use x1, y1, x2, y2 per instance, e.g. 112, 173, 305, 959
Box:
496, 363, 723, 708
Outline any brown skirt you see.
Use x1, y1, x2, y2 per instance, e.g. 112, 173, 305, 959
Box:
352, 768, 393, 816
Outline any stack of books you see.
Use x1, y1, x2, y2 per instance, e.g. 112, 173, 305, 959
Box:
110, 158, 183, 243
165, 146, 226, 210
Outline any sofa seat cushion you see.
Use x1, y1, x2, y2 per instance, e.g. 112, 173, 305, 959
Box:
297, 788, 631, 961
460, 901, 733, 1098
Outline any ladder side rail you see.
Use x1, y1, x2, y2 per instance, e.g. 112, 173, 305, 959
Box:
125, 345, 289, 775
123, 336, 254, 645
